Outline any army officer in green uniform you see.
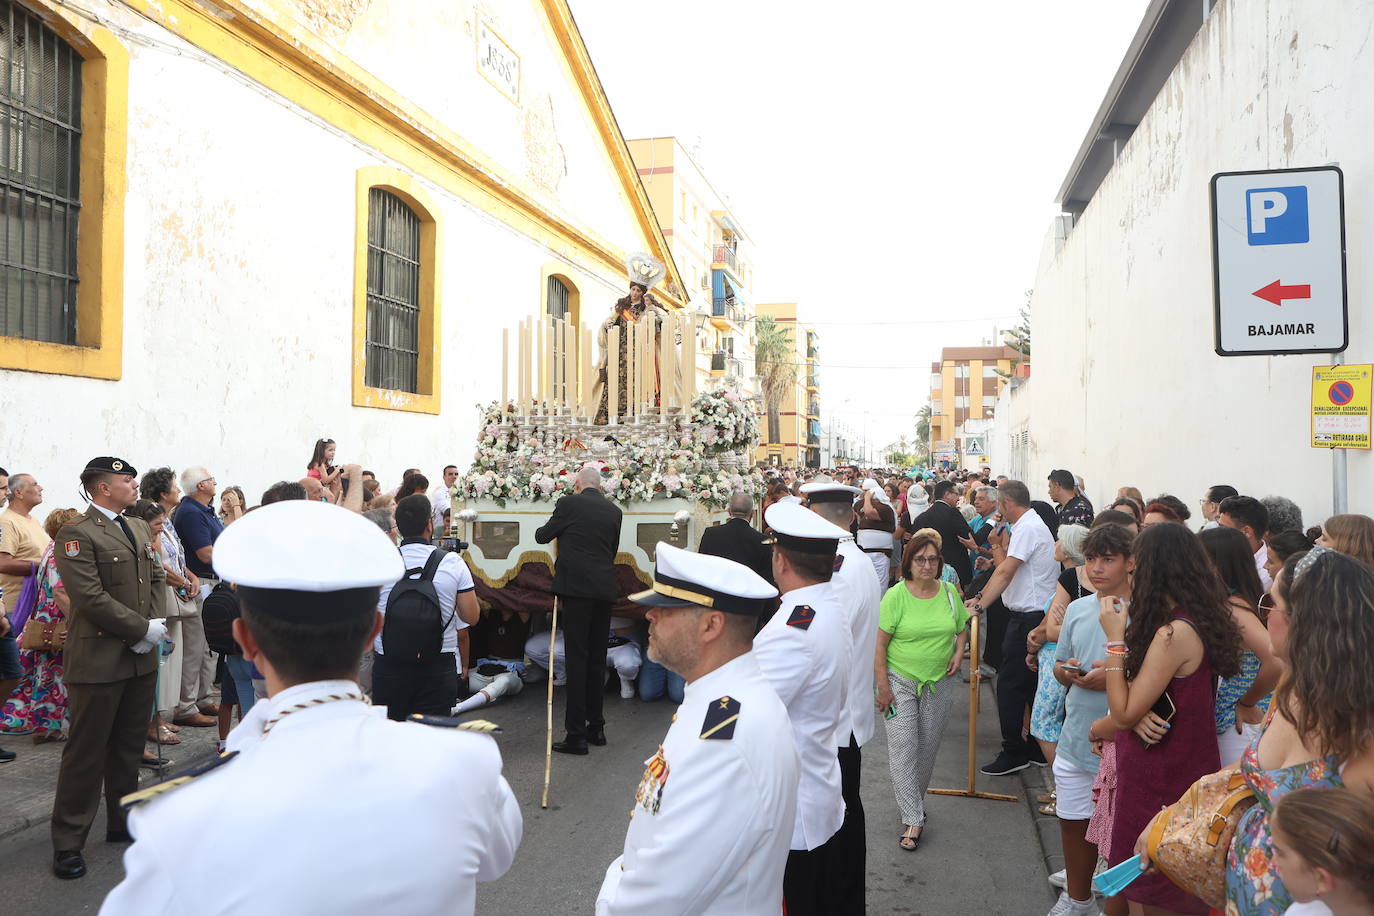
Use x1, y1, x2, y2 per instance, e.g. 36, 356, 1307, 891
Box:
50, 457, 169, 880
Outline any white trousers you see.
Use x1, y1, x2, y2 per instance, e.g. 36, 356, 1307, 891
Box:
524, 630, 642, 684
884, 672, 957, 827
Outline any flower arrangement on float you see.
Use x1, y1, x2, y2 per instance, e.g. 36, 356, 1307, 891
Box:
457, 392, 764, 509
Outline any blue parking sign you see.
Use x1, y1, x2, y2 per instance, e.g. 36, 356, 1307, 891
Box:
1246, 185, 1309, 245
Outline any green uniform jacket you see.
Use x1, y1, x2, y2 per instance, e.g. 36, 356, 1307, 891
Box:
53, 505, 168, 684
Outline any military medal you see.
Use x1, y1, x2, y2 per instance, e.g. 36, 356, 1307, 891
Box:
634, 745, 670, 815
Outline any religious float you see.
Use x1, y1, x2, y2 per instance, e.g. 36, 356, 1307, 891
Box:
451, 254, 765, 614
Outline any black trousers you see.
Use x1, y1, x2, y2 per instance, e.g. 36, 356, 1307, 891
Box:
982, 597, 1010, 671
371, 653, 458, 722
996, 611, 1045, 758
52, 671, 157, 851
783, 827, 846, 916
833, 735, 866, 915
559, 595, 612, 739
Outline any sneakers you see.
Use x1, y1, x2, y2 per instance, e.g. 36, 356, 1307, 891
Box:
980, 752, 1031, 776
619, 678, 636, 699
1046, 891, 1100, 916
1048, 868, 1067, 889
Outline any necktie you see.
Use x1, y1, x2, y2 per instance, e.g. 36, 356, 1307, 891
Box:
115, 515, 138, 549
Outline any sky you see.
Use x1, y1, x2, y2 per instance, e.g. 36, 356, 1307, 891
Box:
569, 0, 1153, 456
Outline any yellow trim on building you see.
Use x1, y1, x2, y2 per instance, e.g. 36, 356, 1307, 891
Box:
0, 13, 126, 380
352, 166, 442, 415
115, 0, 683, 307
539, 262, 583, 330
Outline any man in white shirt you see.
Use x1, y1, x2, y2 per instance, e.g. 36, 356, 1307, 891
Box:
966, 480, 1059, 776
1218, 494, 1273, 591
101, 500, 520, 915
430, 465, 458, 531
596, 544, 796, 915
801, 479, 881, 914
372, 494, 479, 720
753, 501, 851, 916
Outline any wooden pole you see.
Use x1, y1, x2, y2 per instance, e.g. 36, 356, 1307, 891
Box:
541, 594, 560, 809
928, 613, 1018, 802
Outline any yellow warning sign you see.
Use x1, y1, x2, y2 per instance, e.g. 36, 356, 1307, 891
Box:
1311, 364, 1372, 449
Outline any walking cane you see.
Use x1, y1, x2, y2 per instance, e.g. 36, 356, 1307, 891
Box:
541, 593, 560, 809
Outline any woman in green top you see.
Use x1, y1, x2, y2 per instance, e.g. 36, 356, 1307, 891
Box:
874, 528, 970, 851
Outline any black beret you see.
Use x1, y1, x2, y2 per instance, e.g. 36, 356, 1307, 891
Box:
85, 456, 137, 476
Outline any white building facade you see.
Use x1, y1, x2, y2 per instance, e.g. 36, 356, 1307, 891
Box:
0, 0, 678, 500
1021, 0, 1371, 520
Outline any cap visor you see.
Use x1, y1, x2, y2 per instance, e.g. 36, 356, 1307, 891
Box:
629, 588, 696, 608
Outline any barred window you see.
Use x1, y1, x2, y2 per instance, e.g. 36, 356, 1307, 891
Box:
0, 2, 82, 345
365, 188, 421, 393
546, 274, 569, 319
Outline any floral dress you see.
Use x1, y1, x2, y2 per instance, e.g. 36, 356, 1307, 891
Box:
1, 542, 67, 735
1223, 733, 1343, 915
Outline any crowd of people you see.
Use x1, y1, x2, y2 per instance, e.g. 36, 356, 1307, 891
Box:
3, 448, 1374, 916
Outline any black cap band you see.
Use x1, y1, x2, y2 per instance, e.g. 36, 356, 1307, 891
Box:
768, 531, 840, 556
805, 489, 856, 505
630, 571, 773, 616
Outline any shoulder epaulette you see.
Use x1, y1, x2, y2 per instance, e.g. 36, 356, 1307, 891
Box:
786, 604, 816, 630
409, 714, 503, 734
700, 696, 741, 740
119, 751, 238, 810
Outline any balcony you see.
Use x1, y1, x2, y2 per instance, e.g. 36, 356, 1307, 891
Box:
806, 400, 820, 419
711, 296, 744, 330
805, 373, 819, 392
711, 244, 742, 276
710, 351, 744, 379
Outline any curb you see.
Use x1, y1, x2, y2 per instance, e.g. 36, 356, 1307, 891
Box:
1021, 764, 1064, 883
0, 737, 219, 843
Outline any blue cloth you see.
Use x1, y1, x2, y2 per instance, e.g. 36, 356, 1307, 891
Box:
637, 657, 684, 704
1215, 650, 1271, 733
223, 654, 257, 715
1029, 641, 1068, 742
173, 498, 224, 578
0, 629, 19, 680
1053, 594, 1112, 773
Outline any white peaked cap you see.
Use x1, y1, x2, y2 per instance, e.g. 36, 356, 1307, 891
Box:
764, 500, 849, 555
631, 542, 777, 615
212, 500, 405, 591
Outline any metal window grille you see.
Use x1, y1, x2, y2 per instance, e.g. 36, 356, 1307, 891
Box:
365, 188, 421, 393
546, 275, 568, 319
0, 1, 81, 345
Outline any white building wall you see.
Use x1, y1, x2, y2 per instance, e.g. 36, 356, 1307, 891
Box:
1027, 0, 1371, 522
0, 1, 641, 503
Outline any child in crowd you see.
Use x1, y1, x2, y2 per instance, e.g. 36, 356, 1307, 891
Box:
1270, 787, 1374, 916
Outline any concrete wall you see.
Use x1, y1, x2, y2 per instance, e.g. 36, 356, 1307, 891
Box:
0, 0, 652, 503
1026, 0, 1371, 523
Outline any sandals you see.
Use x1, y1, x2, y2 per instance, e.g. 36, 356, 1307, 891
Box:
899, 825, 922, 851
1039, 801, 1057, 816
146, 725, 181, 745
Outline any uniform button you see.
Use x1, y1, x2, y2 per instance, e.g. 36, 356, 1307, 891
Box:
671, 714, 678, 723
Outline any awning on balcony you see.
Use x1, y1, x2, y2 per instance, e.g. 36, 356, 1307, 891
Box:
711, 270, 748, 309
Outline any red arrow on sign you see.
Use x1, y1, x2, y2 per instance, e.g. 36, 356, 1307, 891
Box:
1253, 280, 1311, 306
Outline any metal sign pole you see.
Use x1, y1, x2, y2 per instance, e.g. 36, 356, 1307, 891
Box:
1332, 351, 1349, 515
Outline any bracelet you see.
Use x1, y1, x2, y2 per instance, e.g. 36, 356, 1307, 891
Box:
1105, 648, 1128, 657
1103, 666, 1126, 672
1105, 641, 1126, 648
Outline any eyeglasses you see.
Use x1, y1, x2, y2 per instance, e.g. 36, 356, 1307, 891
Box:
913, 556, 941, 565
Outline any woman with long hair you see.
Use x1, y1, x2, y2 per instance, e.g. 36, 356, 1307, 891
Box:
1220, 548, 1374, 915
1091, 522, 1242, 915
1199, 527, 1280, 764
307, 438, 343, 499
1315, 513, 1374, 566
1264, 529, 1315, 592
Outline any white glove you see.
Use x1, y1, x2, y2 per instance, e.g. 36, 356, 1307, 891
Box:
131, 618, 168, 654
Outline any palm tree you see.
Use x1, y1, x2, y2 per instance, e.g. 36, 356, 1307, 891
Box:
754, 315, 797, 447
914, 402, 932, 464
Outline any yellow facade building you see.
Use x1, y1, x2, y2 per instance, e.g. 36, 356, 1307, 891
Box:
626, 137, 758, 401
756, 302, 820, 468
929, 345, 1025, 464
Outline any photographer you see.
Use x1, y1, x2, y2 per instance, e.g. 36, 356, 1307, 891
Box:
371, 494, 479, 720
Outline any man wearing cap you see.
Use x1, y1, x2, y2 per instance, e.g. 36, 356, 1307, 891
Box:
596, 543, 797, 914
101, 500, 522, 914
753, 501, 853, 915
50, 458, 169, 880
801, 479, 882, 913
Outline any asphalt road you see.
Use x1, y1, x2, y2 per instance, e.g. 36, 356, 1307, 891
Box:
1, 671, 1057, 915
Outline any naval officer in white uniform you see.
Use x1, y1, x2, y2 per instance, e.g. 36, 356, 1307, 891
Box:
597, 542, 797, 915
753, 501, 853, 916
100, 500, 522, 916
801, 479, 882, 914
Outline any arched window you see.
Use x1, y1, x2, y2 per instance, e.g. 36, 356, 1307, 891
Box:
546, 274, 569, 319
0, 2, 82, 345
364, 188, 421, 393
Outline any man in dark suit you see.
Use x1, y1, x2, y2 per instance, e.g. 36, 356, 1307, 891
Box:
535, 466, 622, 755
910, 479, 974, 587
50, 458, 168, 879
697, 491, 774, 587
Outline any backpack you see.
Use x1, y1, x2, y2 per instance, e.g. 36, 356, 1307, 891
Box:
381, 550, 451, 662
201, 582, 242, 656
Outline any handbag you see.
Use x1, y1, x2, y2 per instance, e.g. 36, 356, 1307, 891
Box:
1143, 762, 1257, 908
19, 616, 68, 652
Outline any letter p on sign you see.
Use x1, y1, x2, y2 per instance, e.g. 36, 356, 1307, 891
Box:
1247, 186, 1309, 245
